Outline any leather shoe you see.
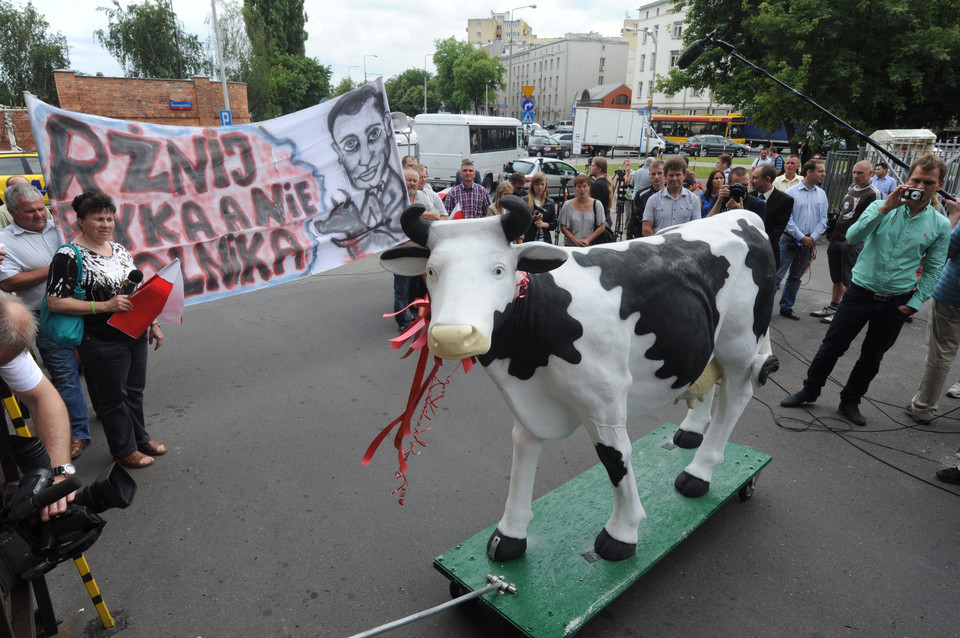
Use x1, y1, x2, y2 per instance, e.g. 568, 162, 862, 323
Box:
780, 309, 800, 320
838, 402, 866, 426
781, 389, 817, 408
936, 467, 960, 484
70, 439, 89, 459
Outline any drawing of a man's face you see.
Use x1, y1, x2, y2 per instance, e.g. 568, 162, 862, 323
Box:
331, 96, 392, 191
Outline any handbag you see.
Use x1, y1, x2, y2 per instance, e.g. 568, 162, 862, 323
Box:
590, 200, 616, 245
39, 244, 85, 346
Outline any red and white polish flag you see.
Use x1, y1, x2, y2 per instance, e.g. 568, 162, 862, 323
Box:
107, 259, 185, 338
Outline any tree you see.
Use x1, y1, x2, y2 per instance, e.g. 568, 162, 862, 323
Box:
384, 68, 441, 115
0, 0, 70, 105
660, 0, 960, 148
433, 37, 474, 111
332, 77, 357, 97
452, 50, 504, 114
240, 0, 330, 119
96, 0, 208, 79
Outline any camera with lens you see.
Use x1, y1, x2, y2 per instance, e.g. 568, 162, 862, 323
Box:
902, 187, 924, 202
614, 169, 626, 180
0, 436, 136, 593
728, 183, 748, 202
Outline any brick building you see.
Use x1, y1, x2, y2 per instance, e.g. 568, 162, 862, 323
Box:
54, 71, 250, 129
577, 84, 632, 109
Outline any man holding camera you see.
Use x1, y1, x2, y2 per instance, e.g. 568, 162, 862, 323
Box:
774, 159, 829, 320
706, 166, 766, 220
780, 154, 951, 426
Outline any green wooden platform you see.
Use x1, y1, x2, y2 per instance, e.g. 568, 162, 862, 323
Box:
433, 423, 772, 637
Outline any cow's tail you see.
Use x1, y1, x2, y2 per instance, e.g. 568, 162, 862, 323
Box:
751, 330, 779, 386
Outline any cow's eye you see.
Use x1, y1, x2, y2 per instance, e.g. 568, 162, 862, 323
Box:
426, 266, 437, 278
493, 265, 505, 277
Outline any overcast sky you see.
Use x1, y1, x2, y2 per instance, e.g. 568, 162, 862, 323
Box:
39, 0, 637, 86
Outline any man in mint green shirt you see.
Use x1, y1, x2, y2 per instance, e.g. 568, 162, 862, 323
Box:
780, 154, 950, 426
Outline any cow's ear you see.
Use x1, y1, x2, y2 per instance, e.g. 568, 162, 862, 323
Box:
515, 242, 568, 273
381, 245, 430, 276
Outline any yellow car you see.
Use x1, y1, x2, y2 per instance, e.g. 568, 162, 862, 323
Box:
0, 151, 47, 204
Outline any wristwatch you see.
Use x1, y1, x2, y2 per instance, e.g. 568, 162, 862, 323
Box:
52, 463, 76, 477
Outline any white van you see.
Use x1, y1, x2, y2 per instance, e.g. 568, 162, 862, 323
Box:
413, 114, 526, 191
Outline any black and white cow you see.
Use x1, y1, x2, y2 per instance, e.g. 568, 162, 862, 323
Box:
381, 195, 777, 562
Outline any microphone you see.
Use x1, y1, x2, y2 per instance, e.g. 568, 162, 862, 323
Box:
119, 270, 143, 296
677, 25, 725, 70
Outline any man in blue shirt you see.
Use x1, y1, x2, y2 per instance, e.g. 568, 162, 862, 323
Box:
781, 154, 951, 426
870, 161, 898, 198
774, 159, 828, 319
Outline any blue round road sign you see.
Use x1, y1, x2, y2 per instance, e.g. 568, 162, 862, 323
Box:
521, 99, 534, 112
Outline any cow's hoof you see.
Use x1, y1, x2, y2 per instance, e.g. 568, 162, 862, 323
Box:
594, 528, 636, 561
675, 471, 710, 497
673, 428, 703, 449
757, 355, 779, 386
487, 529, 526, 561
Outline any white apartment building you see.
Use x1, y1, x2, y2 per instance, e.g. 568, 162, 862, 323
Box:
493, 34, 629, 123
622, 0, 732, 116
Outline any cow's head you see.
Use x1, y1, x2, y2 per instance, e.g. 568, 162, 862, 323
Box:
381, 195, 568, 359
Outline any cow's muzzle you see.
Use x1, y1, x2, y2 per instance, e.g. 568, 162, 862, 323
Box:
428, 324, 491, 359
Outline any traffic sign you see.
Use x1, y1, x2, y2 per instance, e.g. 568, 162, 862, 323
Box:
522, 86, 535, 99
521, 112, 533, 124
219, 110, 232, 126
521, 99, 534, 113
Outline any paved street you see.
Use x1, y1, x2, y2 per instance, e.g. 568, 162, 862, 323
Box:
43, 238, 959, 637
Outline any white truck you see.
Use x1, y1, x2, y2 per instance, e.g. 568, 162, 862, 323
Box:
413, 113, 526, 191
572, 107, 665, 157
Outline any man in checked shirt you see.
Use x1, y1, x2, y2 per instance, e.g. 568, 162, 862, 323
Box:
444, 159, 492, 219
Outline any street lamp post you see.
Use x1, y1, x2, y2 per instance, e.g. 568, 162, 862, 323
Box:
507, 4, 536, 120
364, 54, 378, 84
348, 65, 359, 83
624, 25, 658, 109
424, 53, 431, 114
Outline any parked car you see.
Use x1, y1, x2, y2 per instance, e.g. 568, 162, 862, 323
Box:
681, 135, 750, 157
547, 120, 573, 131
526, 136, 564, 158
661, 138, 681, 154
0, 151, 47, 204
505, 157, 583, 199
553, 133, 574, 158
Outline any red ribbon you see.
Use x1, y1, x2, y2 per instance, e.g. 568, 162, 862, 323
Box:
362, 295, 474, 505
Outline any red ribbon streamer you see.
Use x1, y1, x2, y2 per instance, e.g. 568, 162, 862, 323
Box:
362, 295, 473, 504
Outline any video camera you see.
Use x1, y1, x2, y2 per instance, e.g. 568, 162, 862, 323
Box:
614, 169, 626, 180
0, 436, 136, 593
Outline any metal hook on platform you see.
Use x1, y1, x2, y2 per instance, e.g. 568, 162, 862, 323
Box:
347, 574, 518, 638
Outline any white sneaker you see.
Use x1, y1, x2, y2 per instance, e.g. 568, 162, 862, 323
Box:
947, 382, 960, 398
810, 305, 837, 318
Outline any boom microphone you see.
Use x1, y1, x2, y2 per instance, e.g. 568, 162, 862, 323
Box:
119, 270, 143, 296
677, 25, 725, 70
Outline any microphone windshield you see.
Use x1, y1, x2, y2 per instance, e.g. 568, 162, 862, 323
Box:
127, 270, 144, 284
677, 39, 708, 70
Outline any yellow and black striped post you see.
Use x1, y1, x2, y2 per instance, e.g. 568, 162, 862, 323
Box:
0, 378, 116, 629
73, 555, 115, 629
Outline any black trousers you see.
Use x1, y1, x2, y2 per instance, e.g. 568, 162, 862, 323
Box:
80, 333, 150, 458
802, 284, 911, 405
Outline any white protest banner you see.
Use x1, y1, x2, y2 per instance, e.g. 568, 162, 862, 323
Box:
26, 80, 406, 305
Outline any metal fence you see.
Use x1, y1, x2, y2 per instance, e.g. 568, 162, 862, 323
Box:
822, 142, 960, 213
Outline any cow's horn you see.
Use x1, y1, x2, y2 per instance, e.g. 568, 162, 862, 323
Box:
400, 204, 431, 246
498, 195, 532, 242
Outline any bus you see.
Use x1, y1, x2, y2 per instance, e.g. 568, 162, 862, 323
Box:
413, 114, 526, 191
651, 113, 747, 145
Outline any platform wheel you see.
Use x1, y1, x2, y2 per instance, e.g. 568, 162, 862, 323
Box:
738, 475, 758, 501
449, 580, 470, 599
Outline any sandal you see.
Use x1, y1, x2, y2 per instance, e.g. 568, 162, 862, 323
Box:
138, 440, 167, 456
114, 451, 155, 468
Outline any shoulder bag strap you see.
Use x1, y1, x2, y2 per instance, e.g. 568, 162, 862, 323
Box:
62, 243, 85, 300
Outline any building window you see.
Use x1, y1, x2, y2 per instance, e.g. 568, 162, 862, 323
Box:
599, 57, 605, 71
615, 94, 628, 104
598, 76, 604, 84
639, 54, 645, 71
636, 83, 642, 99
648, 80, 654, 96
673, 21, 683, 38
670, 50, 680, 68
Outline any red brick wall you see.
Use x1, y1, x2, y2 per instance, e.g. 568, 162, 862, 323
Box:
53, 71, 250, 130
0, 110, 36, 151
598, 86, 633, 109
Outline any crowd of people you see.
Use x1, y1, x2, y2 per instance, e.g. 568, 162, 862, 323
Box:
0, 180, 168, 472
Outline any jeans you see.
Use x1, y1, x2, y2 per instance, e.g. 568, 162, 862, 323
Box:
79, 333, 150, 458
775, 236, 814, 312
393, 274, 414, 328
35, 332, 90, 441
802, 284, 910, 405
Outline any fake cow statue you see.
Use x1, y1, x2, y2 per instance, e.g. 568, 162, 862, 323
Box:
381, 196, 777, 562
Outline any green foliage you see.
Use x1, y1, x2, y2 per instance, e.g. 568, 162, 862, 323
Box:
242, 0, 306, 57
96, 0, 208, 79
660, 0, 960, 147
333, 77, 358, 97
432, 37, 504, 113
0, 0, 70, 105
384, 68, 441, 115
238, 0, 330, 119
205, 0, 251, 83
